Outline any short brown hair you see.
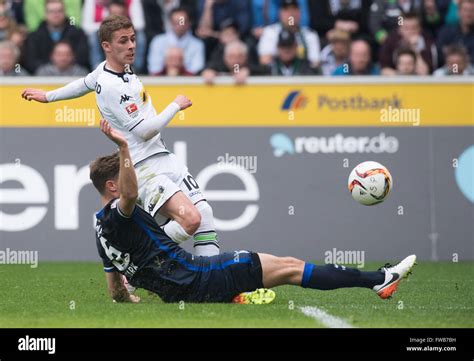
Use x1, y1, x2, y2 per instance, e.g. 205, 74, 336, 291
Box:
98, 15, 134, 43
89, 152, 120, 195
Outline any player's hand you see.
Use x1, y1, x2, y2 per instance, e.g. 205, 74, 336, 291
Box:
173, 95, 193, 110
100, 119, 128, 147
21, 88, 48, 103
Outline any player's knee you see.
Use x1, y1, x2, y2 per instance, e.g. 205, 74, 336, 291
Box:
182, 208, 201, 234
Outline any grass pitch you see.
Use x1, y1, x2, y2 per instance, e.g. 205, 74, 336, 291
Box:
0, 261, 472, 328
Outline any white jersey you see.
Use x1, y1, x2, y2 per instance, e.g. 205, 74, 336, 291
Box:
95, 64, 169, 165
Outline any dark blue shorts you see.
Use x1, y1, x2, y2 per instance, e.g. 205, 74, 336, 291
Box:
132, 250, 264, 303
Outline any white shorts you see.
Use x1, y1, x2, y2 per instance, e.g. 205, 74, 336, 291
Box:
135, 153, 205, 226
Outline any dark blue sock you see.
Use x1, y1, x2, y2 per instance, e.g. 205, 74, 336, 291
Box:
301, 263, 385, 290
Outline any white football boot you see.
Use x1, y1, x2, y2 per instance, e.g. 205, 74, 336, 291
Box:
373, 255, 417, 299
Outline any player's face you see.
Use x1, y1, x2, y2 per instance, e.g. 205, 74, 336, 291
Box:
104, 28, 136, 67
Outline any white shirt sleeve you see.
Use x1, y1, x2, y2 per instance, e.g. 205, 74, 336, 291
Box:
46, 62, 103, 102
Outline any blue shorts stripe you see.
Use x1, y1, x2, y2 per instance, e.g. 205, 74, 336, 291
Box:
301, 263, 314, 288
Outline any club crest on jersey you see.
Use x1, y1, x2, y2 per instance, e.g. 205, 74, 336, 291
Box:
125, 103, 138, 117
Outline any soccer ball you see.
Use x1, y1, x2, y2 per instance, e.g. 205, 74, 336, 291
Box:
348, 161, 393, 205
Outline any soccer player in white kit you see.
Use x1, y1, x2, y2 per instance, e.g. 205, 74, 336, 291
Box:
22, 15, 219, 257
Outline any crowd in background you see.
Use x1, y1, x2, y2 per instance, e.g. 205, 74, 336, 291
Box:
0, 0, 473, 82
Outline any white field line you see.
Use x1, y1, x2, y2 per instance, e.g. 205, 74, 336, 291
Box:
299, 306, 355, 328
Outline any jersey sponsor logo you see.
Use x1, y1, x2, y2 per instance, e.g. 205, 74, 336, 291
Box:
125, 103, 139, 117
120, 94, 132, 104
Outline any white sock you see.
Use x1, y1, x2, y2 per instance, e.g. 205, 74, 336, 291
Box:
193, 201, 220, 256
162, 220, 192, 244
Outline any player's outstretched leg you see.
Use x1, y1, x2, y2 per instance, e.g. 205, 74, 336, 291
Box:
258, 253, 416, 299
191, 201, 219, 257
159, 193, 219, 256
160, 191, 201, 242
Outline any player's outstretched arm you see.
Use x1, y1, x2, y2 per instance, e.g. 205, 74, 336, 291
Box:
105, 271, 140, 303
21, 77, 93, 103
21, 62, 102, 103
100, 119, 138, 216
126, 95, 192, 141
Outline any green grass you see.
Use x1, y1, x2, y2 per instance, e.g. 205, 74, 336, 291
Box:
0, 261, 472, 328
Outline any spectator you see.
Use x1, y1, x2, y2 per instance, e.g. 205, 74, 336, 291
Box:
24, 0, 89, 73
443, 0, 461, 24
205, 18, 259, 75
202, 40, 267, 84
434, 43, 474, 74
394, 47, 418, 74
141, 0, 165, 43
156, 46, 194, 76
35, 40, 89, 75
23, 0, 82, 32
196, 0, 251, 39
251, 0, 310, 39
156, 0, 196, 33
8, 24, 28, 70
258, 0, 321, 67
369, 0, 424, 44
147, 6, 204, 75
82, 0, 146, 71
320, 29, 350, 75
421, 0, 446, 38
0, 40, 28, 75
309, 0, 372, 40
2, 0, 25, 26
437, 0, 474, 65
269, 28, 317, 75
379, 12, 436, 74
7, 24, 28, 48
333, 38, 380, 75
0, 1, 16, 41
